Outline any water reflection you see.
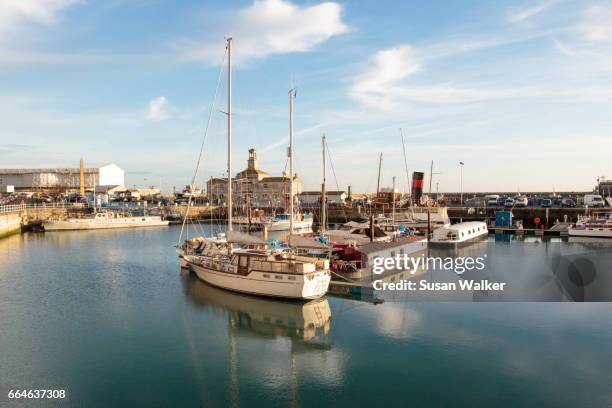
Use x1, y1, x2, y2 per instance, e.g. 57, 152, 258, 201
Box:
182, 273, 332, 343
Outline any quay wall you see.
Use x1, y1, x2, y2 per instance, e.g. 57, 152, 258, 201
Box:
0, 212, 21, 238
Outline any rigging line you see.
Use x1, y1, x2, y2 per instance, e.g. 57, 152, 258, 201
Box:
177, 47, 228, 246
324, 138, 349, 222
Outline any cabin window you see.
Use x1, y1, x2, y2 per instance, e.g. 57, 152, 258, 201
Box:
275, 275, 283, 280
263, 274, 270, 278
288, 276, 296, 281
399, 249, 405, 255
240, 257, 248, 267
391, 251, 396, 258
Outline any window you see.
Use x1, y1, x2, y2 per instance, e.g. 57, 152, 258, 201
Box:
275, 275, 283, 280
263, 274, 270, 278
391, 251, 396, 257
288, 276, 296, 281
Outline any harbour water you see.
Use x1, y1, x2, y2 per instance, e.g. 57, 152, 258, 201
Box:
1, 226, 612, 407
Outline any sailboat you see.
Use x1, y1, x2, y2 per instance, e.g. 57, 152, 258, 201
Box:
180, 38, 330, 300
44, 178, 169, 231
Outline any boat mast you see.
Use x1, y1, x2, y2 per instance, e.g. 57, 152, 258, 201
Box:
400, 128, 411, 206
376, 152, 382, 198
227, 37, 233, 232
288, 88, 296, 237
392, 176, 396, 227
321, 134, 326, 234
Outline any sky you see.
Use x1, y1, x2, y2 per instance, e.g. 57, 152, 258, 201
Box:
0, 0, 611, 193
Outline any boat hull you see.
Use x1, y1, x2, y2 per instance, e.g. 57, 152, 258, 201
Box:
429, 231, 488, 248
44, 217, 169, 231
567, 228, 612, 239
266, 220, 313, 232
188, 261, 330, 300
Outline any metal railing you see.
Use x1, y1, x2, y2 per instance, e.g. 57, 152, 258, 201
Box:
0, 202, 90, 214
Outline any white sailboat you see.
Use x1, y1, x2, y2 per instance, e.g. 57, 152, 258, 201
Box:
180, 38, 330, 299
44, 179, 168, 231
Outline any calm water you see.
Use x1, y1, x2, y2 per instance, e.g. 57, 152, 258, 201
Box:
1, 226, 612, 407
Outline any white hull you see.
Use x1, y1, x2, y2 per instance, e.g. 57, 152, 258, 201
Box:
568, 228, 612, 239
44, 216, 169, 231
188, 260, 330, 299
430, 221, 489, 246
266, 219, 313, 232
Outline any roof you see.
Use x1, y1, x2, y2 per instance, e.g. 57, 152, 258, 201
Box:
236, 168, 270, 178
262, 176, 291, 182
360, 235, 427, 255
0, 168, 100, 174
299, 191, 346, 195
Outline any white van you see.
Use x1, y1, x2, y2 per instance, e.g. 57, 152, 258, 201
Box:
584, 194, 605, 208
484, 194, 500, 206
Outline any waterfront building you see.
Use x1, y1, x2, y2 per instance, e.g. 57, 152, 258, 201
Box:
0, 163, 125, 192
206, 148, 302, 208
298, 191, 347, 207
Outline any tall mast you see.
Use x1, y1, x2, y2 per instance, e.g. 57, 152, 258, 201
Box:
227, 37, 233, 232
376, 153, 383, 197
288, 89, 296, 236
392, 176, 396, 227
321, 134, 326, 234
400, 128, 411, 206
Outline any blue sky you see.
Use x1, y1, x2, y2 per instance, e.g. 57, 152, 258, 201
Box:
0, 0, 611, 193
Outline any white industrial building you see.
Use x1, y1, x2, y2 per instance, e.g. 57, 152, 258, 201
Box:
0, 163, 125, 192
298, 191, 347, 206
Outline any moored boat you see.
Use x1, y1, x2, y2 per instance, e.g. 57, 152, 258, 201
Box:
568, 214, 612, 239
43, 211, 169, 231
430, 221, 488, 247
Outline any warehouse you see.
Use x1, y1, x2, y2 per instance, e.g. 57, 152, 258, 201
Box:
0, 163, 124, 192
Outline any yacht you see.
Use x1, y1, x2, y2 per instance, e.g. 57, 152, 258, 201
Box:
430, 221, 488, 247
262, 213, 313, 232
43, 211, 169, 231
184, 231, 330, 299
179, 39, 330, 300
568, 214, 612, 238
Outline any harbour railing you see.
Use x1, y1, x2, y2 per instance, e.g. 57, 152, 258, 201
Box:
0, 202, 90, 214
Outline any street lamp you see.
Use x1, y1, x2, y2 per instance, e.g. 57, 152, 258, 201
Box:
459, 162, 464, 205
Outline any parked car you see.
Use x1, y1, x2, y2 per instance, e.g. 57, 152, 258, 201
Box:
504, 198, 515, 207
541, 198, 553, 208
561, 197, 576, 208
514, 196, 528, 207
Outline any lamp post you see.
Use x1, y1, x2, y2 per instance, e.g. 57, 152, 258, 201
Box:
459, 162, 464, 205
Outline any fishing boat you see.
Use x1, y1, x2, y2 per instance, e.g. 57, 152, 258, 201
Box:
43, 211, 169, 231
178, 38, 330, 299
430, 221, 488, 247
568, 214, 612, 239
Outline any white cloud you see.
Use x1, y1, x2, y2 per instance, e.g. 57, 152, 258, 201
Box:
579, 5, 612, 42
147, 96, 171, 122
349, 45, 517, 109
0, 0, 78, 40
349, 45, 420, 109
507, 0, 557, 23
174, 0, 349, 65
